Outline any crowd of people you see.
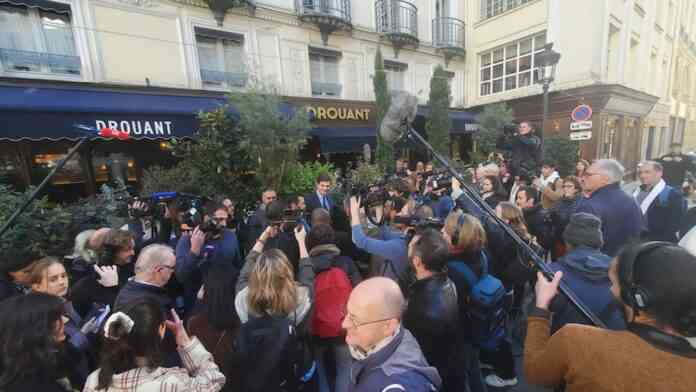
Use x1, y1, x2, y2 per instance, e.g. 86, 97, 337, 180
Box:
1, 122, 696, 392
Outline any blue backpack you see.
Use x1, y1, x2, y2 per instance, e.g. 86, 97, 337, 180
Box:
449, 252, 508, 349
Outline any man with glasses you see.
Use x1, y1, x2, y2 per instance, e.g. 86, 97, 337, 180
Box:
114, 244, 177, 313
575, 159, 643, 257
343, 277, 442, 392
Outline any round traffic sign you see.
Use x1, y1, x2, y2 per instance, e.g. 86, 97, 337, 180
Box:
571, 104, 593, 122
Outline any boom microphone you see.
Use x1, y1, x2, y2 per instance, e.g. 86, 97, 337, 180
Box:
379, 91, 419, 142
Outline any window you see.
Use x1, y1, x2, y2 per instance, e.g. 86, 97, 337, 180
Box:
479, 32, 545, 96
195, 28, 247, 88
481, 0, 531, 20
384, 60, 407, 93
310, 47, 341, 97
0, 2, 80, 75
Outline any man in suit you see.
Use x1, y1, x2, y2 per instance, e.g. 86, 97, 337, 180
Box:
633, 161, 686, 242
241, 189, 277, 253
305, 172, 333, 214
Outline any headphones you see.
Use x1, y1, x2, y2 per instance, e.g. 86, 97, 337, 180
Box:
618, 241, 672, 312
451, 213, 466, 247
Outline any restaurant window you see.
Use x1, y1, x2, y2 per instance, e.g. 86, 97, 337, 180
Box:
195, 27, 247, 89
480, 32, 546, 96
384, 59, 407, 94
0, 2, 80, 75
33, 153, 85, 185
310, 47, 342, 97
92, 153, 137, 184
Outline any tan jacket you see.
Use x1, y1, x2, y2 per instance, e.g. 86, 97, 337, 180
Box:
83, 337, 225, 392
524, 316, 696, 392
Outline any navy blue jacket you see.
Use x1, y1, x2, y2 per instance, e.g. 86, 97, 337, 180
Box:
305, 191, 334, 214
549, 246, 626, 333
575, 183, 644, 257
349, 327, 442, 392
175, 229, 241, 314
641, 185, 686, 242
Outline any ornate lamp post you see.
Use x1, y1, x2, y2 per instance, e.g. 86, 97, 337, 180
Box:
535, 43, 561, 144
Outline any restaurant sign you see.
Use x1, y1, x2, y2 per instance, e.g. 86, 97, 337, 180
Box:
306, 105, 372, 122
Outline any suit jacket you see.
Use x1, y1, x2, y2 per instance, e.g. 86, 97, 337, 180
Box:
642, 185, 686, 242
305, 191, 333, 214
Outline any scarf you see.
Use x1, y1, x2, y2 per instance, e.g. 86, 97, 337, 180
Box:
633, 179, 666, 215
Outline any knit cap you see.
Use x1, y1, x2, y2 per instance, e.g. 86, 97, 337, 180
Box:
563, 212, 603, 249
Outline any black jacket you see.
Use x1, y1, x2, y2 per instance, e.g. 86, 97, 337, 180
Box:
403, 273, 463, 391
114, 279, 173, 313
496, 133, 542, 177
550, 196, 580, 244
523, 204, 552, 251
304, 191, 333, 214
641, 184, 686, 243
0, 276, 28, 303
69, 264, 133, 317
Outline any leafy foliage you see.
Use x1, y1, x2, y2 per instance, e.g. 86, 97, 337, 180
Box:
473, 103, 514, 164
280, 161, 335, 198
373, 47, 394, 172
0, 183, 129, 258
543, 136, 580, 176
426, 65, 452, 161
141, 87, 311, 211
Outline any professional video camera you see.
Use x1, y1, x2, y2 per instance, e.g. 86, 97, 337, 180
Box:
427, 172, 453, 193
345, 179, 390, 209
269, 208, 304, 232
502, 123, 518, 136
394, 216, 445, 230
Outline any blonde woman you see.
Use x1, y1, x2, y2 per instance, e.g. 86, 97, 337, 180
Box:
234, 225, 316, 391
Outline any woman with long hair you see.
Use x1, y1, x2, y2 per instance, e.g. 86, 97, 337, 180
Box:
29, 257, 92, 387
0, 293, 72, 392
234, 225, 316, 391
480, 175, 508, 209
83, 299, 225, 391
69, 229, 135, 316
188, 263, 241, 392
526, 243, 696, 391
575, 159, 590, 177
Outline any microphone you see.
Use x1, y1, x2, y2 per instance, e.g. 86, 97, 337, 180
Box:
379, 91, 419, 143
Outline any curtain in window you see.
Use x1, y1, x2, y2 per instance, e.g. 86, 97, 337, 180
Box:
196, 35, 219, 71
40, 10, 74, 56
0, 5, 35, 51
222, 39, 244, 73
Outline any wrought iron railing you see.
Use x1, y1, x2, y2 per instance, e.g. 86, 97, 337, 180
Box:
375, 0, 418, 39
311, 81, 342, 96
200, 69, 248, 87
0, 48, 80, 75
432, 17, 465, 50
296, 0, 351, 23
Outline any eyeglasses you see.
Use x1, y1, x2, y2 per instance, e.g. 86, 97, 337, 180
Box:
159, 264, 176, 271
342, 306, 397, 330
582, 171, 601, 178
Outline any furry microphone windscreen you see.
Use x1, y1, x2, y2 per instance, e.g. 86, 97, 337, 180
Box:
379, 91, 419, 143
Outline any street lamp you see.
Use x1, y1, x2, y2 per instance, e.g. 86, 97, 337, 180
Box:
535, 43, 561, 144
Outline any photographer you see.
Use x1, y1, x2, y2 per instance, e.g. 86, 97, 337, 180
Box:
261, 199, 301, 272
175, 202, 241, 316
126, 199, 176, 252
496, 121, 542, 178
422, 176, 455, 220
349, 195, 413, 288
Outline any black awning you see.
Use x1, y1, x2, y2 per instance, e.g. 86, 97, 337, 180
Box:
0, 86, 234, 141
0, 0, 71, 13
309, 127, 376, 154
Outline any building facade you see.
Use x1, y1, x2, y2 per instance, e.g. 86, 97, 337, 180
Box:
461, 0, 684, 174
665, 0, 696, 155
0, 0, 471, 195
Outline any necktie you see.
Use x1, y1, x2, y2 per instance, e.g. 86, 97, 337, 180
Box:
322, 196, 328, 210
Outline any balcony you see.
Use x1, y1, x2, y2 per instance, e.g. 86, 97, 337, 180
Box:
432, 17, 465, 64
311, 81, 342, 97
0, 48, 80, 75
200, 69, 248, 88
375, 0, 418, 57
296, 0, 352, 45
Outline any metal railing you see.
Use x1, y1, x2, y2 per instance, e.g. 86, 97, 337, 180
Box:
200, 69, 248, 88
296, 0, 351, 23
432, 17, 465, 50
0, 48, 80, 75
375, 0, 418, 38
311, 81, 342, 96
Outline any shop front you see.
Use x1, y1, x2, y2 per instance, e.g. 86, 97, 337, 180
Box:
0, 82, 229, 200
286, 97, 479, 169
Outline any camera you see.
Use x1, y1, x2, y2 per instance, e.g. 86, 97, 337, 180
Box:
176, 194, 207, 229
269, 208, 304, 232
426, 171, 453, 193
345, 180, 389, 208
393, 216, 445, 230
502, 123, 518, 136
